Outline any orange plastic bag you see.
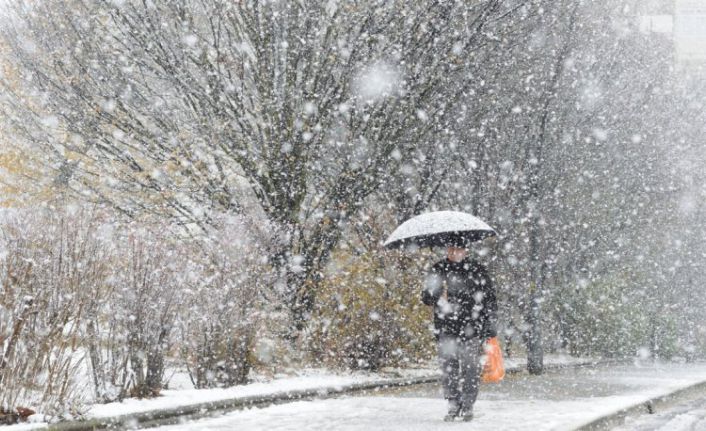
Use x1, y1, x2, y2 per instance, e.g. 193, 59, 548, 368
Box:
481, 337, 505, 383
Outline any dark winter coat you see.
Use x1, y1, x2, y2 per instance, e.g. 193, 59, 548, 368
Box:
421, 258, 498, 341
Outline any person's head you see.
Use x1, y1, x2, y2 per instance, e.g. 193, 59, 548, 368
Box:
446, 246, 468, 262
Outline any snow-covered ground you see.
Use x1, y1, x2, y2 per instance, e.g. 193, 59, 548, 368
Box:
153, 363, 706, 431
3, 368, 434, 430
5, 357, 699, 431
1, 370, 390, 430
87, 354, 586, 418
0, 355, 586, 429
614, 395, 706, 431
88, 370, 382, 418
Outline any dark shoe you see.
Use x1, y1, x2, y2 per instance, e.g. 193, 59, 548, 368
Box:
444, 402, 460, 421
460, 410, 474, 422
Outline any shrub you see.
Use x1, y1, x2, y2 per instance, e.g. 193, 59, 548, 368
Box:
548, 276, 677, 359
86, 225, 183, 401
309, 249, 435, 370
0, 206, 105, 417
179, 215, 273, 388
0, 205, 275, 417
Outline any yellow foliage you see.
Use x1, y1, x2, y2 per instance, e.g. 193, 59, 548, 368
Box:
308, 248, 436, 370
0, 143, 55, 208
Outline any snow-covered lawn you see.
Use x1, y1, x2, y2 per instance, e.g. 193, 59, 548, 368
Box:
3, 368, 433, 430
89, 370, 386, 418
154, 363, 706, 431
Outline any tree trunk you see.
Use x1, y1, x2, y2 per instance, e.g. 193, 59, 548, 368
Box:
649, 316, 659, 361
526, 282, 544, 375
526, 219, 544, 375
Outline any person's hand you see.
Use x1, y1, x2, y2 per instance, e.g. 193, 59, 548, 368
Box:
437, 296, 452, 314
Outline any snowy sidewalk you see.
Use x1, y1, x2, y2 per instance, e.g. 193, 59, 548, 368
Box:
7, 355, 591, 430
613, 394, 706, 431
84, 354, 586, 419
151, 362, 706, 431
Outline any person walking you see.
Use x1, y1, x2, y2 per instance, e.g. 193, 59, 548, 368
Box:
421, 245, 498, 422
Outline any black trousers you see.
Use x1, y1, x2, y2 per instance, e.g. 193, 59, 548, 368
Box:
438, 335, 483, 412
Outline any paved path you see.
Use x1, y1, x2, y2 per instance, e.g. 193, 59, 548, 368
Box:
153, 363, 706, 431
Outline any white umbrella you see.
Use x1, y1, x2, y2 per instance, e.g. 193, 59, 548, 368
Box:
383, 211, 496, 249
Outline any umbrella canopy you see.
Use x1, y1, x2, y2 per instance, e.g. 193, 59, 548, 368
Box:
383, 211, 496, 249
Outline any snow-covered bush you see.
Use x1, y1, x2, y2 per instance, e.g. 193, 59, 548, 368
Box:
85, 225, 184, 401
0, 205, 277, 416
0, 206, 107, 418
179, 216, 275, 388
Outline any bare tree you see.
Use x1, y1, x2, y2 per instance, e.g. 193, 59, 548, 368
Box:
0, 0, 524, 333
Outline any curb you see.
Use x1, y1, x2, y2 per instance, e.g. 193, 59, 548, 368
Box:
45, 360, 609, 431
46, 375, 441, 431
574, 375, 706, 430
